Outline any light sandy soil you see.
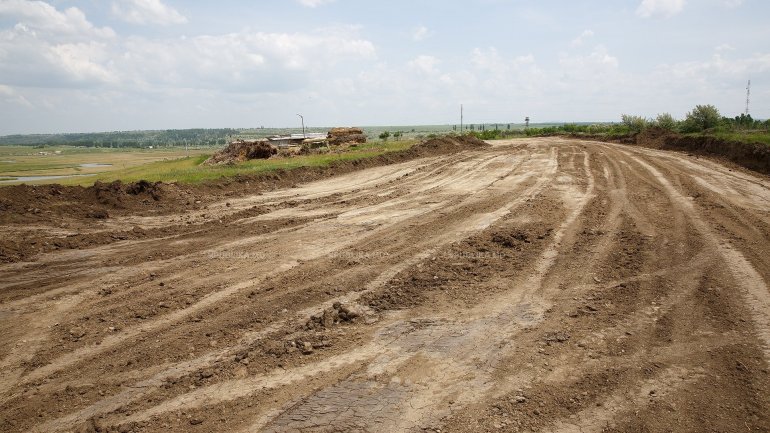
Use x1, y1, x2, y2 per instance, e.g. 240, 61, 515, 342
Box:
1, 137, 769, 432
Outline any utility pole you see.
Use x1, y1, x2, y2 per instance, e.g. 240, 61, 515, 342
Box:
296, 113, 306, 138
746, 80, 751, 116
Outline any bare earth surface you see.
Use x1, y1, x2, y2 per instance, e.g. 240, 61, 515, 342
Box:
1, 137, 769, 432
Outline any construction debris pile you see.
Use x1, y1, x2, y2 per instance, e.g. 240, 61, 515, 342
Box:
205, 140, 277, 165
327, 127, 367, 146
205, 127, 368, 164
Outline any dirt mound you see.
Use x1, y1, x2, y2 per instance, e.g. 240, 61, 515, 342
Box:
94, 180, 164, 205
409, 134, 490, 154
205, 140, 277, 164
0, 180, 171, 220
327, 127, 367, 146
633, 127, 673, 149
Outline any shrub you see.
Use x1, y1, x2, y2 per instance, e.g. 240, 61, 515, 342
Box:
378, 131, 391, 141
621, 114, 649, 134
469, 129, 503, 140
682, 104, 721, 132
654, 113, 677, 131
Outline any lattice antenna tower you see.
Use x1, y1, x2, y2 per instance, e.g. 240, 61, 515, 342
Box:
745, 80, 751, 116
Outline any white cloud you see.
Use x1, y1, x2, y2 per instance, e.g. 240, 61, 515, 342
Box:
2, 1, 767, 134
408, 55, 440, 74
118, 29, 375, 92
464, 47, 546, 102
558, 45, 620, 84
412, 25, 431, 41
570, 29, 594, 47
636, 0, 686, 18
470, 48, 537, 74
0, 1, 117, 87
471, 47, 503, 71
111, 0, 187, 26
297, 0, 336, 8
658, 52, 770, 80
50, 42, 116, 84
0, 1, 375, 93
0, 85, 33, 108
715, 43, 734, 52
0, 27, 118, 87
0, 0, 114, 38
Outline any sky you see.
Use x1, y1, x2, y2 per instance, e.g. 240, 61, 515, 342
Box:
0, 0, 769, 134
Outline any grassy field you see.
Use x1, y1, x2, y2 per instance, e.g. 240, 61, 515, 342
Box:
0, 140, 416, 186
0, 145, 213, 184
709, 131, 770, 146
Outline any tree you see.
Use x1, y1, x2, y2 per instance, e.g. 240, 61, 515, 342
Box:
732, 113, 758, 129
393, 131, 403, 140
654, 113, 677, 131
682, 104, 720, 132
379, 131, 391, 141
621, 114, 648, 134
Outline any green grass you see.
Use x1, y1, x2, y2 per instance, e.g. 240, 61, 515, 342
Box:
55, 140, 416, 186
710, 131, 770, 146
0, 145, 212, 184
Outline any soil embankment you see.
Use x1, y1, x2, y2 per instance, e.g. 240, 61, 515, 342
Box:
578, 128, 770, 175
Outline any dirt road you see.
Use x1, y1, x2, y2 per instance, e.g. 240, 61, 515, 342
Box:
1, 137, 769, 432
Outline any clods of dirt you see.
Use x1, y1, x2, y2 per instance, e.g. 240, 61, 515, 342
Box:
305, 302, 366, 330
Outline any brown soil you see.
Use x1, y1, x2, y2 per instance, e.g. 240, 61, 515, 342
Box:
327, 127, 367, 146
0, 137, 768, 433
0, 136, 487, 263
579, 128, 770, 175
205, 140, 278, 165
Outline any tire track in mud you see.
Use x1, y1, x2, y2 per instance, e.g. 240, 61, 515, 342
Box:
2, 139, 770, 433
437, 139, 769, 433
10, 146, 560, 432
616, 147, 770, 360
20, 152, 527, 377
230, 148, 596, 432
56, 145, 568, 432
0, 152, 476, 304
28, 150, 559, 433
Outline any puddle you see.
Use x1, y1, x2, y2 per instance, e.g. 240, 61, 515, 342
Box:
79, 163, 113, 168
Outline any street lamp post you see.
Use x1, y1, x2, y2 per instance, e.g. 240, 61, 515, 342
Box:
296, 114, 306, 138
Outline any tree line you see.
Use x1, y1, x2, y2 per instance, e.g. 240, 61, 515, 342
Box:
0, 128, 239, 148
467, 104, 769, 140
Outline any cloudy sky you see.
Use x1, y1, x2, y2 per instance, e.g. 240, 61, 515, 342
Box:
0, 0, 768, 134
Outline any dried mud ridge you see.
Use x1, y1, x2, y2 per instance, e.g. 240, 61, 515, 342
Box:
1, 137, 769, 432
